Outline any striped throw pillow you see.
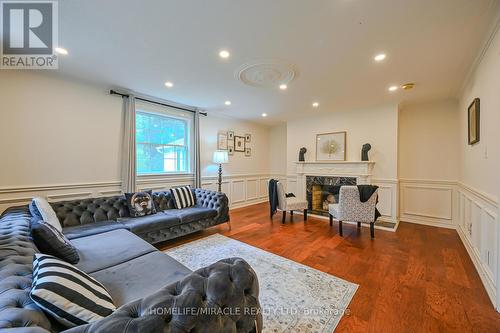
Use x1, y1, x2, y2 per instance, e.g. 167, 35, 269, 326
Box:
30, 254, 116, 328
170, 186, 195, 209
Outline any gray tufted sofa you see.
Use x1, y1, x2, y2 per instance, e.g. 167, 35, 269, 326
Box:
49, 188, 230, 244
0, 203, 262, 332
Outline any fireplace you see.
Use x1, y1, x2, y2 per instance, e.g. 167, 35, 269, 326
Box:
306, 176, 356, 216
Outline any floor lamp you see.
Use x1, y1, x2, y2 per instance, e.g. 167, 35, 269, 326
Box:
213, 150, 229, 192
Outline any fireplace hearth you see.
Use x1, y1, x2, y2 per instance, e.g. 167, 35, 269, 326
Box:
306, 176, 356, 216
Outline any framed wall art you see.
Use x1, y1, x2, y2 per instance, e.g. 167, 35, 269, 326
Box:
217, 132, 228, 150
234, 136, 245, 152
468, 98, 480, 145
315, 131, 346, 161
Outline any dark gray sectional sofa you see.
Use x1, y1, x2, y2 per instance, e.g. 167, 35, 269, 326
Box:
52, 188, 230, 244
0, 188, 262, 332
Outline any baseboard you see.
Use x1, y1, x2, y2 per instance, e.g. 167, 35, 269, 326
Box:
400, 215, 456, 229
456, 225, 497, 307
229, 198, 268, 210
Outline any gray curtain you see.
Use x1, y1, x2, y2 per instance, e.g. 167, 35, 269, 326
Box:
121, 95, 136, 193
193, 109, 202, 188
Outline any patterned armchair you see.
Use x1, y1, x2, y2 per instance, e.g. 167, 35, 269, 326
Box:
277, 181, 308, 223
328, 186, 378, 238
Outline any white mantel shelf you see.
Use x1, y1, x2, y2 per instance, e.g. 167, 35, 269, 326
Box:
295, 161, 375, 165
295, 161, 375, 178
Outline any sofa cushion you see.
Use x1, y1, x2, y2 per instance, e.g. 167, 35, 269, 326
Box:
63, 221, 127, 240
90, 252, 192, 306
119, 212, 181, 234
71, 229, 156, 273
30, 254, 116, 328
31, 221, 80, 264
163, 207, 217, 224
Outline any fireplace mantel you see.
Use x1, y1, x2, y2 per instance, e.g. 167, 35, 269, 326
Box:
293, 161, 375, 199
295, 161, 375, 177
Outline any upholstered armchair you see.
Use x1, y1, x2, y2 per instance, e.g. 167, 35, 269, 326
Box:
328, 186, 378, 238
277, 181, 308, 223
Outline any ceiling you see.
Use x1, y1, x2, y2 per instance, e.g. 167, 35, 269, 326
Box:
57, 0, 499, 124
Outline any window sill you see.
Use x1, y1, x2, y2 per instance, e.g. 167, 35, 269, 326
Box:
137, 173, 194, 178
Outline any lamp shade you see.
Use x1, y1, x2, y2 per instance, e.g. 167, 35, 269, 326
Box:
213, 150, 229, 164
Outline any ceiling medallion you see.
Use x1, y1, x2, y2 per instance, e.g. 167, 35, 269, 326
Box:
235, 60, 298, 88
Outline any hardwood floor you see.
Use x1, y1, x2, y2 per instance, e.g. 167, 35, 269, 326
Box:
159, 202, 500, 333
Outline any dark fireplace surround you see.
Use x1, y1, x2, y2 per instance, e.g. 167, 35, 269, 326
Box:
306, 176, 356, 216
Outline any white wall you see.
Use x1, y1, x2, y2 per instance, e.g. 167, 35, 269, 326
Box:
200, 115, 270, 177
399, 99, 460, 181
0, 71, 273, 211
459, 29, 500, 202
397, 99, 460, 229
0, 71, 123, 187
268, 123, 287, 176
286, 104, 399, 180
456, 22, 500, 309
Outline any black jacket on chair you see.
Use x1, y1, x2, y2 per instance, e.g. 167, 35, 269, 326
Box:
268, 179, 279, 217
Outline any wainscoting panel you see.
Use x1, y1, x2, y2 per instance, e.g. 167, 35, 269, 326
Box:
259, 178, 268, 198
246, 178, 259, 201
372, 179, 398, 226
456, 183, 498, 307
399, 179, 455, 228
231, 180, 246, 204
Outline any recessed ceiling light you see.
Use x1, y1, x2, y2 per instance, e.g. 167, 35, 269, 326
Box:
388, 85, 398, 92
55, 47, 68, 55
164, 81, 174, 88
219, 50, 230, 58
224, 100, 231, 106
279, 84, 287, 90
261, 113, 268, 117
374, 53, 386, 62
312, 102, 319, 108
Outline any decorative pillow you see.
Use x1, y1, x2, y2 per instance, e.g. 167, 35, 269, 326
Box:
170, 186, 195, 209
32, 197, 62, 231
125, 190, 157, 217
31, 221, 80, 264
30, 254, 116, 328
29, 200, 44, 222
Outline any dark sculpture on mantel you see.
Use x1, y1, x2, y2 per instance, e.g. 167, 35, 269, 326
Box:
361, 143, 372, 161
299, 147, 307, 161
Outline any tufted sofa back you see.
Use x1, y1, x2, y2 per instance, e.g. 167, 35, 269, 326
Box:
49, 192, 181, 228
48, 189, 227, 228
0, 206, 52, 332
50, 196, 131, 227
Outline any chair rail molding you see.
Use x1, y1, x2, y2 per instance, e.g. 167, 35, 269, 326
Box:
0, 173, 283, 214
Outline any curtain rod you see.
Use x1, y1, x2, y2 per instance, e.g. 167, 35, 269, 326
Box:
110, 90, 207, 116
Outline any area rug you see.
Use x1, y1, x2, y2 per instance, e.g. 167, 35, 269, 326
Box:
164, 234, 358, 332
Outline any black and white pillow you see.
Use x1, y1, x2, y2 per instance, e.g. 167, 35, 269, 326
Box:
30, 254, 116, 328
170, 186, 195, 209
31, 221, 80, 264
125, 190, 157, 217
32, 197, 63, 231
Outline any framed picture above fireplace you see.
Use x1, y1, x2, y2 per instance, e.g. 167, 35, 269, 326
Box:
316, 131, 346, 161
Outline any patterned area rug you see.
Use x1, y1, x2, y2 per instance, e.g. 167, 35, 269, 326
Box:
164, 234, 358, 332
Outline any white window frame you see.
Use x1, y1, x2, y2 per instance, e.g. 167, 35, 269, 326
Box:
135, 106, 193, 176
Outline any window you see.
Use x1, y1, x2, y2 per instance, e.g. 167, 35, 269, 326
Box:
136, 111, 190, 174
